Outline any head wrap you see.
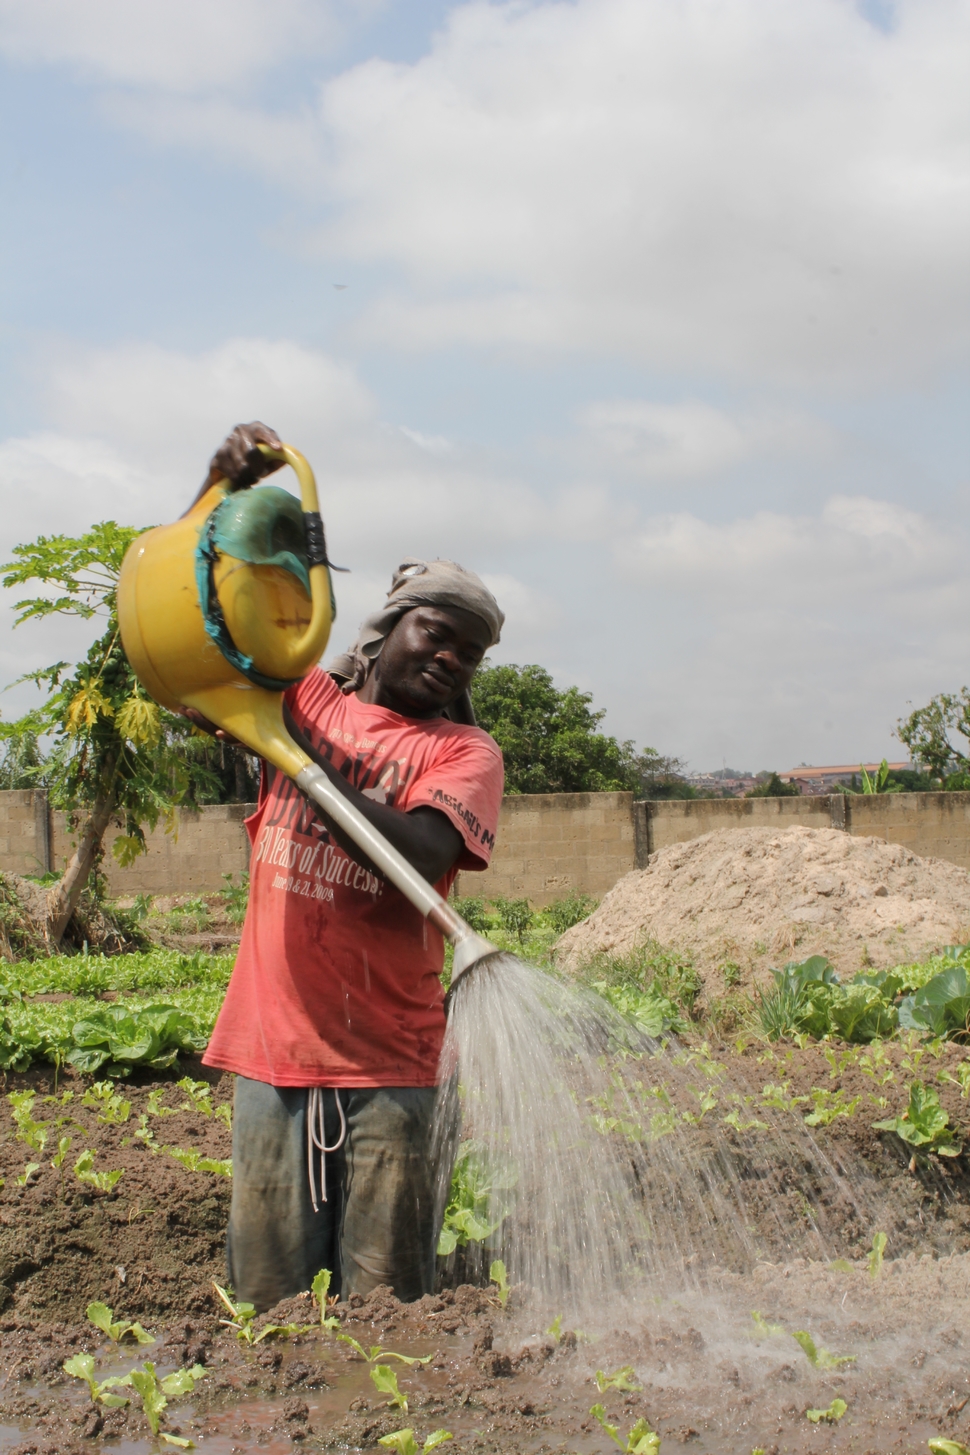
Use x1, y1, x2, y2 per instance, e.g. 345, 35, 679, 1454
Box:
327, 557, 504, 725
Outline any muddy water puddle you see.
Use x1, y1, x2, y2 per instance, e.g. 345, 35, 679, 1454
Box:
1, 1265, 968, 1455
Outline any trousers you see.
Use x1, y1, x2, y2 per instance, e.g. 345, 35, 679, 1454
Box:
227, 1076, 438, 1312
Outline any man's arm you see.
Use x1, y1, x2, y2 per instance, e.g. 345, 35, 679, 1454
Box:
282, 703, 464, 884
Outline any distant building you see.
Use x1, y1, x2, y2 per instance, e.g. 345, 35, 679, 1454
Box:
778, 762, 910, 796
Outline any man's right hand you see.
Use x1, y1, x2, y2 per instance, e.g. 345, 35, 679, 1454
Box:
206, 421, 285, 491
182, 422, 286, 515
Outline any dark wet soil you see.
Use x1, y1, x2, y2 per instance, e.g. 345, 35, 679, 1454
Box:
0, 1042, 967, 1453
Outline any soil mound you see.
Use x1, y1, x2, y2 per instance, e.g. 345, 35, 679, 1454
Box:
555, 825, 970, 996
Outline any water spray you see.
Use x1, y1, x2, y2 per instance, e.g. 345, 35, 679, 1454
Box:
117, 441, 499, 985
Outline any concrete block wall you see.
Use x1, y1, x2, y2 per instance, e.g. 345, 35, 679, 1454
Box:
843, 791, 970, 870
3, 788, 970, 903
49, 803, 257, 896
0, 790, 50, 877
453, 791, 636, 906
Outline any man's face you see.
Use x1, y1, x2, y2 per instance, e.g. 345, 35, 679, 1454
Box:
372, 605, 491, 717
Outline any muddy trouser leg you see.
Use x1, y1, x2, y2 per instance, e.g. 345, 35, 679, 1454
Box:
227, 1077, 437, 1311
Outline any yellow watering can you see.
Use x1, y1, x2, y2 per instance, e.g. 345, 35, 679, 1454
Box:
118, 442, 496, 985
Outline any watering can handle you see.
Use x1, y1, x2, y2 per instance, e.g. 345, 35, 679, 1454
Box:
255, 444, 346, 572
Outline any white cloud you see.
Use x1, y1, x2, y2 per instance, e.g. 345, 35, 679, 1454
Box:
288, 0, 970, 385
0, 0, 345, 92
7, 2, 967, 387
578, 399, 830, 479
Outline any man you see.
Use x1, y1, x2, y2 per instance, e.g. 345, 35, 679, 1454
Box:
195, 424, 505, 1312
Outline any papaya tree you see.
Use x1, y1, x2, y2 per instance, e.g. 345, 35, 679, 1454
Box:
1, 523, 221, 945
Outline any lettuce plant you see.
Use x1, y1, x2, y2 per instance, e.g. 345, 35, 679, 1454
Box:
806, 1398, 847, 1424
63, 1353, 131, 1408
338, 1334, 431, 1367
212, 1282, 301, 1344
436, 1140, 515, 1256
900, 965, 970, 1040
378, 1432, 453, 1454
371, 1364, 408, 1411
86, 1299, 154, 1345
489, 1259, 510, 1308
873, 1080, 963, 1161
74, 1148, 124, 1193
929, 1441, 970, 1455
868, 1231, 887, 1279
792, 1331, 855, 1369
311, 1268, 340, 1331
126, 1359, 206, 1436
67, 1002, 208, 1075
591, 1405, 660, 1454
595, 1366, 641, 1393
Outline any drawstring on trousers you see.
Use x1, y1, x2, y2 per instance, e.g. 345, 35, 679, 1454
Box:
307, 1087, 347, 1214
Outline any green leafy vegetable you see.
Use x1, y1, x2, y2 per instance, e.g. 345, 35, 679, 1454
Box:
337, 1334, 431, 1366
371, 1363, 408, 1411
792, 1331, 856, 1369
900, 965, 970, 1039
806, 1398, 847, 1423
873, 1080, 963, 1158
126, 1360, 206, 1436
489, 1259, 510, 1308
437, 1140, 516, 1256
751, 1311, 784, 1337
73, 1148, 124, 1193
928, 1440, 970, 1455
86, 1299, 154, 1345
595, 1365, 641, 1393
591, 1404, 661, 1454
163, 1145, 232, 1176
16, 1161, 40, 1186
378, 1429, 453, 1453
66, 1002, 208, 1075
868, 1231, 887, 1279
63, 1353, 131, 1408
311, 1268, 340, 1330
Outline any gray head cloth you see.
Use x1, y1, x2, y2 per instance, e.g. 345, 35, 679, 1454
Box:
328, 558, 504, 725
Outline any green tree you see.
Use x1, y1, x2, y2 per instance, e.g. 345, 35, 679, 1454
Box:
470, 661, 673, 796
897, 689, 970, 784
1, 523, 221, 945
745, 771, 801, 799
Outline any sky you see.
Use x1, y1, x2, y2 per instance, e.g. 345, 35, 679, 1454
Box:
0, 0, 967, 774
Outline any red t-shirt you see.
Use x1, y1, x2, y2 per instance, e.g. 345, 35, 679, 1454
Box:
203, 667, 504, 1088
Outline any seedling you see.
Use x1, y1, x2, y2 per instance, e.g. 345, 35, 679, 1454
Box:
792, 1331, 856, 1369
873, 1080, 963, 1162
595, 1366, 641, 1393
806, 1398, 847, 1424
51, 1135, 72, 1170
164, 1145, 232, 1176
868, 1231, 887, 1280
126, 1359, 206, 1436
378, 1432, 453, 1454
176, 1077, 214, 1117
311, 1268, 340, 1331
338, 1334, 432, 1366
547, 1314, 563, 1342
929, 1441, 970, 1455
8, 1090, 49, 1151
81, 1081, 131, 1123
371, 1363, 408, 1411
16, 1161, 40, 1186
803, 1088, 861, 1127
939, 1063, 970, 1097
74, 1148, 124, 1193
751, 1311, 784, 1338
212, 1282, 299, 1344
145, 1087, 176, 1118
489, 1258, 510, 1308
133, 1114, 157, 1149
62, 1353, 131, 1408
590, 1404, 660, 1454
87, 1299, 155, 1345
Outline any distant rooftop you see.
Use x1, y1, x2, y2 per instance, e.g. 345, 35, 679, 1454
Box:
779, 762, 909, 781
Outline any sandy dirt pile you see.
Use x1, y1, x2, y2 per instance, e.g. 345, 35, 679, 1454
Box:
555, 824, 970, 995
